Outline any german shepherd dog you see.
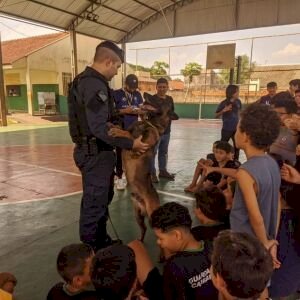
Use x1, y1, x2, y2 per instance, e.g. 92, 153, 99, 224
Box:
109, 93, 178, 241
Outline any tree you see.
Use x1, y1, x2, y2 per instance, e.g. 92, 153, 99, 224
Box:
150, 61, 169, 77
180, 62, 202, 83
180, 62, 202, 101
218, 54, 256, 84
127, 63, 151, 73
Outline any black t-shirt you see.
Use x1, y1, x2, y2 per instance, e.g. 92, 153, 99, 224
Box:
163, 243, 218, 300
192, 223, 229, 242
47, 282, 98, 300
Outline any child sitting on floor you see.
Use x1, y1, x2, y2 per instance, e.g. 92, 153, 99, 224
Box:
150, 202, 218, 300
47, 243, 96, 300
192, 187, 229, 244
211, 230, 273, 300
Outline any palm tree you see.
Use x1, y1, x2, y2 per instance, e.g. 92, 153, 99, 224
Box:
180, 62, 202, 101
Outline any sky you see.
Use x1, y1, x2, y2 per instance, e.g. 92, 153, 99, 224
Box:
1, 14, 300, 77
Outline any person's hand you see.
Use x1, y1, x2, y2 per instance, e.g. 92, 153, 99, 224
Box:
121, 107, 135, 114
264, 240, 281, 269
198, 161, 214, 176
108, 127, 131, 139
281, 163, 300, 184
284, 114, 300, 131
223, 104, 232, 113
132, 135, 149, 154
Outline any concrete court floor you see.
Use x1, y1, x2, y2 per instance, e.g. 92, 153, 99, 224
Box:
0, 119, 224, 300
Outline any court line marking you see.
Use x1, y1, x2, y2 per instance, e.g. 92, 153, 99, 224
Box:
0, 189, 193, 206
0, 158, 80, 177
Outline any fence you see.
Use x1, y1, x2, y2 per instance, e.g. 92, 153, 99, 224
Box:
126, 32, 300, 118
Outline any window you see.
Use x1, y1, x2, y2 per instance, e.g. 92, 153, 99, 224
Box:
6, 85, 21, 97
62, 72, 72, 96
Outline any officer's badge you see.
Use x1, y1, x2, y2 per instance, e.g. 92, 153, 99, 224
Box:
97, 90, 108, 103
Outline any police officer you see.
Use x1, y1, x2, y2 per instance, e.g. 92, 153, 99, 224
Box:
68, 41, 148, 250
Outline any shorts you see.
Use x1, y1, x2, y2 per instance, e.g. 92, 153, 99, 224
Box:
269, 210, 300, 298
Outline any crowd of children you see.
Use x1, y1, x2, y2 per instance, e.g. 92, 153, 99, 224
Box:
2, 79, 300, 300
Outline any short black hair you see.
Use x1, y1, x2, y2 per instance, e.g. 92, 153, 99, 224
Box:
156, 77, 168, 85
213, 140, 221, 146
94, 40, 124, 63
57, 243, 94, 283
215, 141, 232, 154
195, 187, 227, 221
239, 103, 280, 150
273, 98, 298, 114
272, 91, 294, 103
289, 79, 300, 88
266, 81, 277, 88
150, 202, 192, 232
212, 230, 273, 299
91, 245, 136, 300
225, 85, 239, 100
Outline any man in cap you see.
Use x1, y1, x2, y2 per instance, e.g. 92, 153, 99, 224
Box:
68, 41, 148, 251
113, 74, 144, 190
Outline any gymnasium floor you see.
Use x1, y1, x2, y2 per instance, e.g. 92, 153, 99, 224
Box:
0, 119, 223, 299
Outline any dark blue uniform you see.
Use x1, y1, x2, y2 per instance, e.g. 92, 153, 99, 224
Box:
69, 66, 133, 250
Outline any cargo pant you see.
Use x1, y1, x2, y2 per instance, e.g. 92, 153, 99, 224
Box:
74, 144, 115, 250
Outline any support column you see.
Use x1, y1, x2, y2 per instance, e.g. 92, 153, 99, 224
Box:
26, 57, 34, 115
0, 33, 7, 126
121, 42, 126, 84
70, 25, 78, 79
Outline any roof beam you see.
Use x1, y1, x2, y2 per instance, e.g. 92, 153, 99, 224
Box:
132, 0, 160, 13
27, 0, 127, 33
121, 0, 194, 43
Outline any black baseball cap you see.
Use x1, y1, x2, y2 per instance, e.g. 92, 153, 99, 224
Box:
98, 40, 124, 63
125, 74, 138, 89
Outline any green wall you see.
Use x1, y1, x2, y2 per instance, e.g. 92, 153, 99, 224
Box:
58, 95, 68, 115
175, 103, 219, 119
7, 85, 28, 112
32, 84, 59, 112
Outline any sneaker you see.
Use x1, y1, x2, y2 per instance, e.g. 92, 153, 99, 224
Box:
151, 174, 159, 183
116, 178, 126, 190
159, 170, 175, 180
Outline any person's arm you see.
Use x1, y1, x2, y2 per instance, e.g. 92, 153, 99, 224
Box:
281, 163, 300, 184
199, 162, 239, 179
215, 101, 230, 118
83, 80, 148, 152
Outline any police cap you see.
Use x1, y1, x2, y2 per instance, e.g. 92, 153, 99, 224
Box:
98, 41, 124, 63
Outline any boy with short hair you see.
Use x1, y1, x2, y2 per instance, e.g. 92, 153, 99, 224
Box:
201, 104, 282, 266
257, 81, 277, 105
192, 187, 229, 243
150, 202, 218, 300
270, 98, 298, 165
47, 243, 96, 300
150, 77, 178, 183
211, 230, 274, 300
91, 244, 137, 300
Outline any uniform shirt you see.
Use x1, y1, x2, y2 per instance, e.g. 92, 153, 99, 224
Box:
113, 89, 143, 129
258, 94, 275, 105
216, 98, 242, 131
230, 154, 281, 239
47, 283, 97, 300
74, 67, 133, 149
163, 243, 218, 300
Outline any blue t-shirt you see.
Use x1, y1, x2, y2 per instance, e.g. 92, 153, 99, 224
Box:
113, 89, 143, 129
230, 154, 281, 239
216, 98, 242, 131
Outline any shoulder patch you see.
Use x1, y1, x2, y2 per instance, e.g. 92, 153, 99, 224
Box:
97, 90, 108, 103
